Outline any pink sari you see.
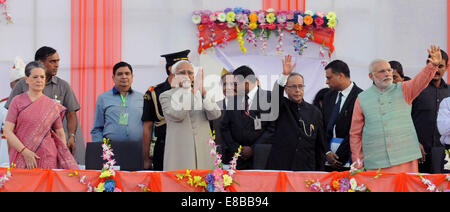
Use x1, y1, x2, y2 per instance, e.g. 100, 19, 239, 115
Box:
7, 93, 78, 170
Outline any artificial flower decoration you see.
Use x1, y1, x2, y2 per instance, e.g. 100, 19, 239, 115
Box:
0, 0, 13, 24
193, 8, 338, 55
176, 130, 241, 192
303, 15, 313, 26
326, 11, 337, 20
249, 13, 258, 23
226, 11, 236, 23
314, 16, 325, 27
327, 18, 337, 29
217, 12, 226, 22
266, 12, 276, 23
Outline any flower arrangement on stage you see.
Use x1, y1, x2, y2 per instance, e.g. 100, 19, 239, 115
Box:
70, 138, 122, 192
193, 7, 336, 56
0, 0, 13, 24
306, 160, 371, 192
306, 177, 370, 192
176, 131, 241, 192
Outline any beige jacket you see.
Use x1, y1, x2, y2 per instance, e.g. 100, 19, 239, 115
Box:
160, 87, 221, 171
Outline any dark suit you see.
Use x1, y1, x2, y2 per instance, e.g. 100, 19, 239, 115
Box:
209, 99, 232, 164
322, 83, 363, 168
221, 87, 274, 170
266, 84, 326, 171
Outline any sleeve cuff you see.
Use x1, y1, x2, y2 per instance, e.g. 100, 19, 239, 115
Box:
278, 74, 289, 86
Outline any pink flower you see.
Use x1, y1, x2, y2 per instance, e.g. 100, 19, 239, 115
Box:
201, 14, 211, 24
287, 12, 294, 20
258, 12, 266, 24
315, 17, 325, 27
297, 15, 304, 25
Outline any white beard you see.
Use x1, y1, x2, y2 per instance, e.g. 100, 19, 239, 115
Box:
374, 77, 393, 90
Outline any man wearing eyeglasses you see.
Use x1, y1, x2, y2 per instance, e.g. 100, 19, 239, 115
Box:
350, 45, 442, 173
411, 49, 450, 173
266, 55, 326, 171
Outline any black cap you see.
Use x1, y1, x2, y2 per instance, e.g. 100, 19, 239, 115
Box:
160, 50, 191, 67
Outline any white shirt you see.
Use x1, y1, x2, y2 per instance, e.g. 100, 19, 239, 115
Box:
335, 82, 354, 112
245, 85, 259, 109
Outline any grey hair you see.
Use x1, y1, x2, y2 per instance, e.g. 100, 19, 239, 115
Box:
171, 60, 193, 74
25, 61, 47, 77
287, 72, 304, 84
369, 59, 388, 73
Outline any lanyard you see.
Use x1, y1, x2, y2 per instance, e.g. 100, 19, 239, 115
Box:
120, 94, 127, 108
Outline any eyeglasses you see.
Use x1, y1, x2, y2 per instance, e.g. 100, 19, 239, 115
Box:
286, 84, 305, 90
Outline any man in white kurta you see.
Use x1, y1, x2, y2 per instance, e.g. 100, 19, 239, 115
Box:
0, 57, 26, 167
160, 60, 221, 171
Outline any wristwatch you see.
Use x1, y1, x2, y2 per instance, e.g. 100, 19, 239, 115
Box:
69, 133, 76, 138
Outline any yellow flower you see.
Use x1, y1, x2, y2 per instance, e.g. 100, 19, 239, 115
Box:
96, 182, 105, 192
348, 189, 355, 192
266, 13, 276, 23
99, 170, 113, 179
223, 174, 233, 186
193, 176, 203, 187
326, 12, 337, 20
327, 18, 337, 29
226, 12, 236, 23
249, 22, 258, 30
187, 177, 194, 186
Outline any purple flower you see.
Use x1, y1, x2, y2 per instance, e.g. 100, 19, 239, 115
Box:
339, 178, 351, 191
206, 173, 215, 184
224, 8, 233, 13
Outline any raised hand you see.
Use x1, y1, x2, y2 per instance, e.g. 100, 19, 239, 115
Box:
427, 45, 442, 66
282, 54, 297, 75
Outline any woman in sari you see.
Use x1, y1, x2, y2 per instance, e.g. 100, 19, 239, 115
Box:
4, 61, 78, 170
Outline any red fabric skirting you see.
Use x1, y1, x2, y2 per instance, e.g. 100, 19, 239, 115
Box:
0, 168, 448, 192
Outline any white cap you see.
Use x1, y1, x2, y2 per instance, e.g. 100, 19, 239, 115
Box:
9, 56, 25, 83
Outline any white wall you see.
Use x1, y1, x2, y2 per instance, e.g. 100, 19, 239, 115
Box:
306, 0, 448, 89
0, 0, 71, 98
123, 0, 262, 94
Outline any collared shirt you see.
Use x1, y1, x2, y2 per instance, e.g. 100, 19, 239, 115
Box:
5, 76, 80, 112
246, 85, 259, 109
335, 82, 354, 112
91, 87, 144, 143
437, 97, 450, 145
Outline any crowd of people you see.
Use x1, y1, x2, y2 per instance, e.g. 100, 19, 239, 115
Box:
0, 44, 449, 174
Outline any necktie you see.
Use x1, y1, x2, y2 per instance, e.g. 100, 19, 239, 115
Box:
244, 94, 250, 113
327, 92, 343, 134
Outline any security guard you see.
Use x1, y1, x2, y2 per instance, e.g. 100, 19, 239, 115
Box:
142, 50, 190, 170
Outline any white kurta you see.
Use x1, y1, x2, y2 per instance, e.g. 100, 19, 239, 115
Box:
160, 88, 221, 171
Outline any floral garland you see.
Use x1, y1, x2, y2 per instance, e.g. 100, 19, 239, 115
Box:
176, 130, 241, 192
193, 8, 337, 55
70, 138, 122, 192
306, 160, 372, 192
0, 0, 13, 24
417, 173, 450, 192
